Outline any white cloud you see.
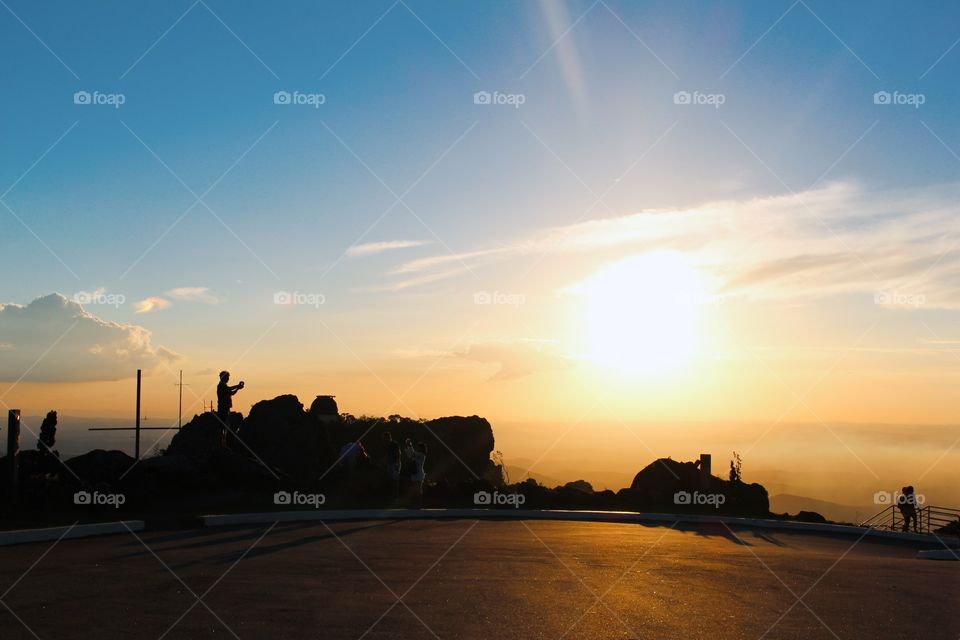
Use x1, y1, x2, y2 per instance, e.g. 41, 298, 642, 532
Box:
134, 296, 171, 314
461, 339, 573, 381
347, 239, 431, 257
0, 293, 181, 382
384, 181, 960, 308
166, 286, 220, 304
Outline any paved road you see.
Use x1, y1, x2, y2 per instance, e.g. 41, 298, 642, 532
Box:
1, 519, 957, 639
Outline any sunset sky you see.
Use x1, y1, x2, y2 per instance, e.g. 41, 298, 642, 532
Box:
2, 1, 960, 503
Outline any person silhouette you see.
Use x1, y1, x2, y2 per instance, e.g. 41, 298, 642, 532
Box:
898, 485, 919, 533
216, 371, 244, 430
383, 432, 401, 499
407, 441, 428, 504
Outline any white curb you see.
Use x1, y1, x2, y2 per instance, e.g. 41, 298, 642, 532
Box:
0, 521, 144, 547
200, 508, 959, 546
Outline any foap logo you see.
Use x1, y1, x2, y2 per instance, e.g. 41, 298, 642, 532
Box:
873, 91, 925, 109
874, 490, 926, 506
874, 290, 925, 308
473, 291, 525, 307
73, 290, 125, 308
273, 90, 326, 108
673, 490, 726, 508
274, 490, 326, 508
473, 90, 526, 109
274, 290, 325, 308
474, 490, 526, 508
74, 490, 126, 509
73, 90, 126, 108
673, 90, 725, 109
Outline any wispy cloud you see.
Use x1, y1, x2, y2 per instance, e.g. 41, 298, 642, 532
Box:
384, 181, 960, 308
134, 296, 171, 314
346, 239, 431, 257
166, 286, 220, 303
461, 339, 573, 381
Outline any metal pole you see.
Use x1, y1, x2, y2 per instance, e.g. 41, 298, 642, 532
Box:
7, 410, 20, 504
135, 369, 142, 460
178, 369, 183, 430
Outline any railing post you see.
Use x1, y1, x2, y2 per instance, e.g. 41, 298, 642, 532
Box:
7, 409, 20, 504
134, 369, 141, 461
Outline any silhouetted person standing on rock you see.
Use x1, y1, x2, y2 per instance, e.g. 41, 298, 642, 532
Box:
216, 371, 244, 443
384, 432, 401, 499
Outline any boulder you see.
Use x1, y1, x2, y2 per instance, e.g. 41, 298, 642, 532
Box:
309, 395, 339, 422
793, 510, 828, 524
624, 457, 770, 516
122, 454, 203, 494
210, 449, 289, 491
64, 449, 135, 486
330, 415, 496, 485
167, 411, 236, 465
237, 394, 334, 485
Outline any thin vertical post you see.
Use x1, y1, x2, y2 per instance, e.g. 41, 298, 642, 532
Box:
177, 369, 183, 430
135, 369, 142, 460
7, 410, 20, 503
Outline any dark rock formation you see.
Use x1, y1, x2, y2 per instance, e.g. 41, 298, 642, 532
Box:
238, 395, 332, 485
231, 398, 497, 488
622, 457, 769, 516
64, 449, 135, 485
167, 411, 236, 465
792, 510, 828, 523
330, 414, 496, 486
564, 480, 594, 494
309, 395, 339, 421
123, 454, 203, 494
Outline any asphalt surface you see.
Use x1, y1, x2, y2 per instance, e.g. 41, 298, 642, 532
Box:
1, 519, 957, 639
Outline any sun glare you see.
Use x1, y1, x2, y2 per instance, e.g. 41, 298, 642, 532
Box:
576, 251, 705, 377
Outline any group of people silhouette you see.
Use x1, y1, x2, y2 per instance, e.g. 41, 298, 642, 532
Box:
383, 432, 428, 500
215, 371, 428, 502
337, 432, 429, 502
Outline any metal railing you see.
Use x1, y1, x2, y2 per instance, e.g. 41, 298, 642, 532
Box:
860, 504, 960, 536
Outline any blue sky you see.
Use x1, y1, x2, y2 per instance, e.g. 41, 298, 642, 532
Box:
4, 1, 960, 305
3, 1, 960, 428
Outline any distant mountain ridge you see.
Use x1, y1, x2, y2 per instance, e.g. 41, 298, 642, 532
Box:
770, 494, 872, 524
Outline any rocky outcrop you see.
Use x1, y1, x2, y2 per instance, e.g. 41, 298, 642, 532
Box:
237, 395, 333, 485
167, 411, 236, 465
329, 415, 496, 485
65, 449, 135, 485
622, 457, 769, 516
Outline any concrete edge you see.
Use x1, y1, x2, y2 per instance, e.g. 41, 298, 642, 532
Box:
201, 508, 959, 546
918, 549, 960, 561
0, 521, 145, 547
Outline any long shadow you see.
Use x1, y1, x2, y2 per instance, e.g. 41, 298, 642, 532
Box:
675, 521, 753, 546
489, 513, 757, 546
176, 519, 403, 568
111, 521, 317, 560
751, 530, 788, 547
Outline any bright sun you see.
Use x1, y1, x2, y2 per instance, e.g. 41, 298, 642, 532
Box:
576, 251, 705, 377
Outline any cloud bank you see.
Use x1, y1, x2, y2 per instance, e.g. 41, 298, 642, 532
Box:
0, 294, 180, 382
